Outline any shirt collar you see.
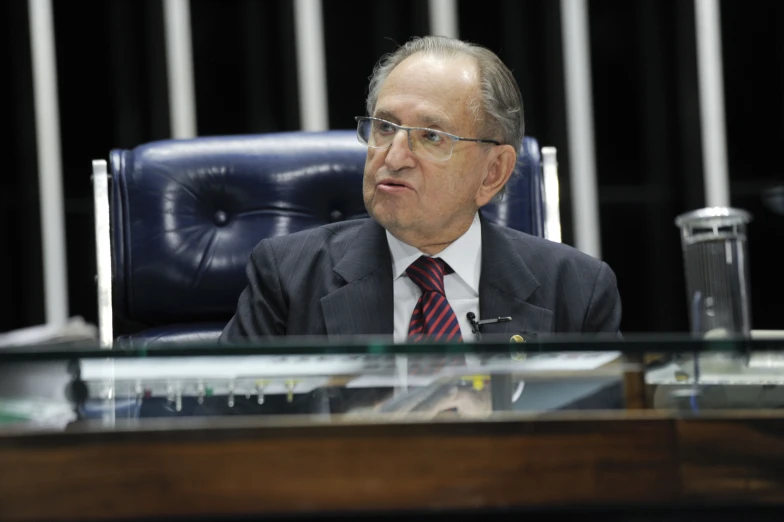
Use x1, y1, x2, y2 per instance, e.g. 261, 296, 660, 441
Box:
386, 213, 482, 294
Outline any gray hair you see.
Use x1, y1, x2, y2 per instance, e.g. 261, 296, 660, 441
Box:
366, 35, 524, 152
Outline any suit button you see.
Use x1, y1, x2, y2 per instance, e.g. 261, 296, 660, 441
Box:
213, 210, 229, 226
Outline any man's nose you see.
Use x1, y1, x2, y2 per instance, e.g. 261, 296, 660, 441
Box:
384, 129, 416, 170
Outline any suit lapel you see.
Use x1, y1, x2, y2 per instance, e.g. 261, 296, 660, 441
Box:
478, 217, 553, 340
320, 216, 553, 340
321, 219, 394, 337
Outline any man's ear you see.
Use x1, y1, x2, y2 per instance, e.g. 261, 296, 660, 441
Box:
476, 144, 517, 207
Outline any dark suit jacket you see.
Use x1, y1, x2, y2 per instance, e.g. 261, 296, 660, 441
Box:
220, 214, 621, 342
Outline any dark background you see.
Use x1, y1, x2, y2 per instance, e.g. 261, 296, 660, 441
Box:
2, 0, 781, 334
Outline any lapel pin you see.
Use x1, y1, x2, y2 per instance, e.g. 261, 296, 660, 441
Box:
510, 334, 525, 343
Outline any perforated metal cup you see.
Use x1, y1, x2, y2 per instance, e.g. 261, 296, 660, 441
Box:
675, 207, 753, 336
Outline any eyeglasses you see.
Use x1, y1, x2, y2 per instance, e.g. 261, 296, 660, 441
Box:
355, 116, 501, 162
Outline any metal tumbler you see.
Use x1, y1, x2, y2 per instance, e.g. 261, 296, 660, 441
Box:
674, 207, 753, 336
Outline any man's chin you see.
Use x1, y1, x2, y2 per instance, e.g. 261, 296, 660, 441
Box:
367, 205, 412, 233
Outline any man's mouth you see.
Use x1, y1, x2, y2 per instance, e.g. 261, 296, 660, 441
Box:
378, 179, 413, 191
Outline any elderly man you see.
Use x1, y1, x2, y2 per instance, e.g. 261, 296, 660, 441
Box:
220, 36, 621, 343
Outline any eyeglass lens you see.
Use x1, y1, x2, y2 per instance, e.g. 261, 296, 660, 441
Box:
358, 118, 452, 160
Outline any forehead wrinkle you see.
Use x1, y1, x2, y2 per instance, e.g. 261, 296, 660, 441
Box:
374, 106, 455, 131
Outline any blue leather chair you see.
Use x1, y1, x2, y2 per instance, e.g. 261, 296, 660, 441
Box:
91, 130, 560, 347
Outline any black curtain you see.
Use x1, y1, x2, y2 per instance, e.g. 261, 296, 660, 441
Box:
723, 0, 784, 330
1, 0, 780, 334
191, 0, 300, 134
2, 0, 44, 330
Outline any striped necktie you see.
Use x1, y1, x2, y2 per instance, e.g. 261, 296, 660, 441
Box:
406, 256, 463, 342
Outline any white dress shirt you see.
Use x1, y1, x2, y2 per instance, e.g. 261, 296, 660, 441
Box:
386, 213, 482, 343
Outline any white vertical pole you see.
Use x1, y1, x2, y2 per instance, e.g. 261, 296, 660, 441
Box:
293, 0, 329, 131
91, 160, 113, 348
28, 0, 68, 328
560, 0, 602, 259
542, 147, 563, 243
428, 0, 459, 38
163, 0, 197, 138
694, 0, 730, 208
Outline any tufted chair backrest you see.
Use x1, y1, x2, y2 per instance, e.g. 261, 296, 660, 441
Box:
108, 130, 545, 338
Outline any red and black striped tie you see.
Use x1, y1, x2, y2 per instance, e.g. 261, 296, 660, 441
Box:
406, 256, 463, 343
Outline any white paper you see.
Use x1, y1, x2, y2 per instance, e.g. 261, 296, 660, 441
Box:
0, 316, 97, 348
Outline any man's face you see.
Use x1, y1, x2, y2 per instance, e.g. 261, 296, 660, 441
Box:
362, 54, 497, 246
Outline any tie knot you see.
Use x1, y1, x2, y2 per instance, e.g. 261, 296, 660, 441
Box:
406, 256, 451, 295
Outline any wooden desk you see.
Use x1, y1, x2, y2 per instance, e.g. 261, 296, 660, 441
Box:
0, 411, 782, 521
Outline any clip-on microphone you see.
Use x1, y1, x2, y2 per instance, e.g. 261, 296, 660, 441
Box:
466, 312, 512, 341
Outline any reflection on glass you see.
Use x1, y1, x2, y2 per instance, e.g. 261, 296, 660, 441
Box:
0, 335, 783, 433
